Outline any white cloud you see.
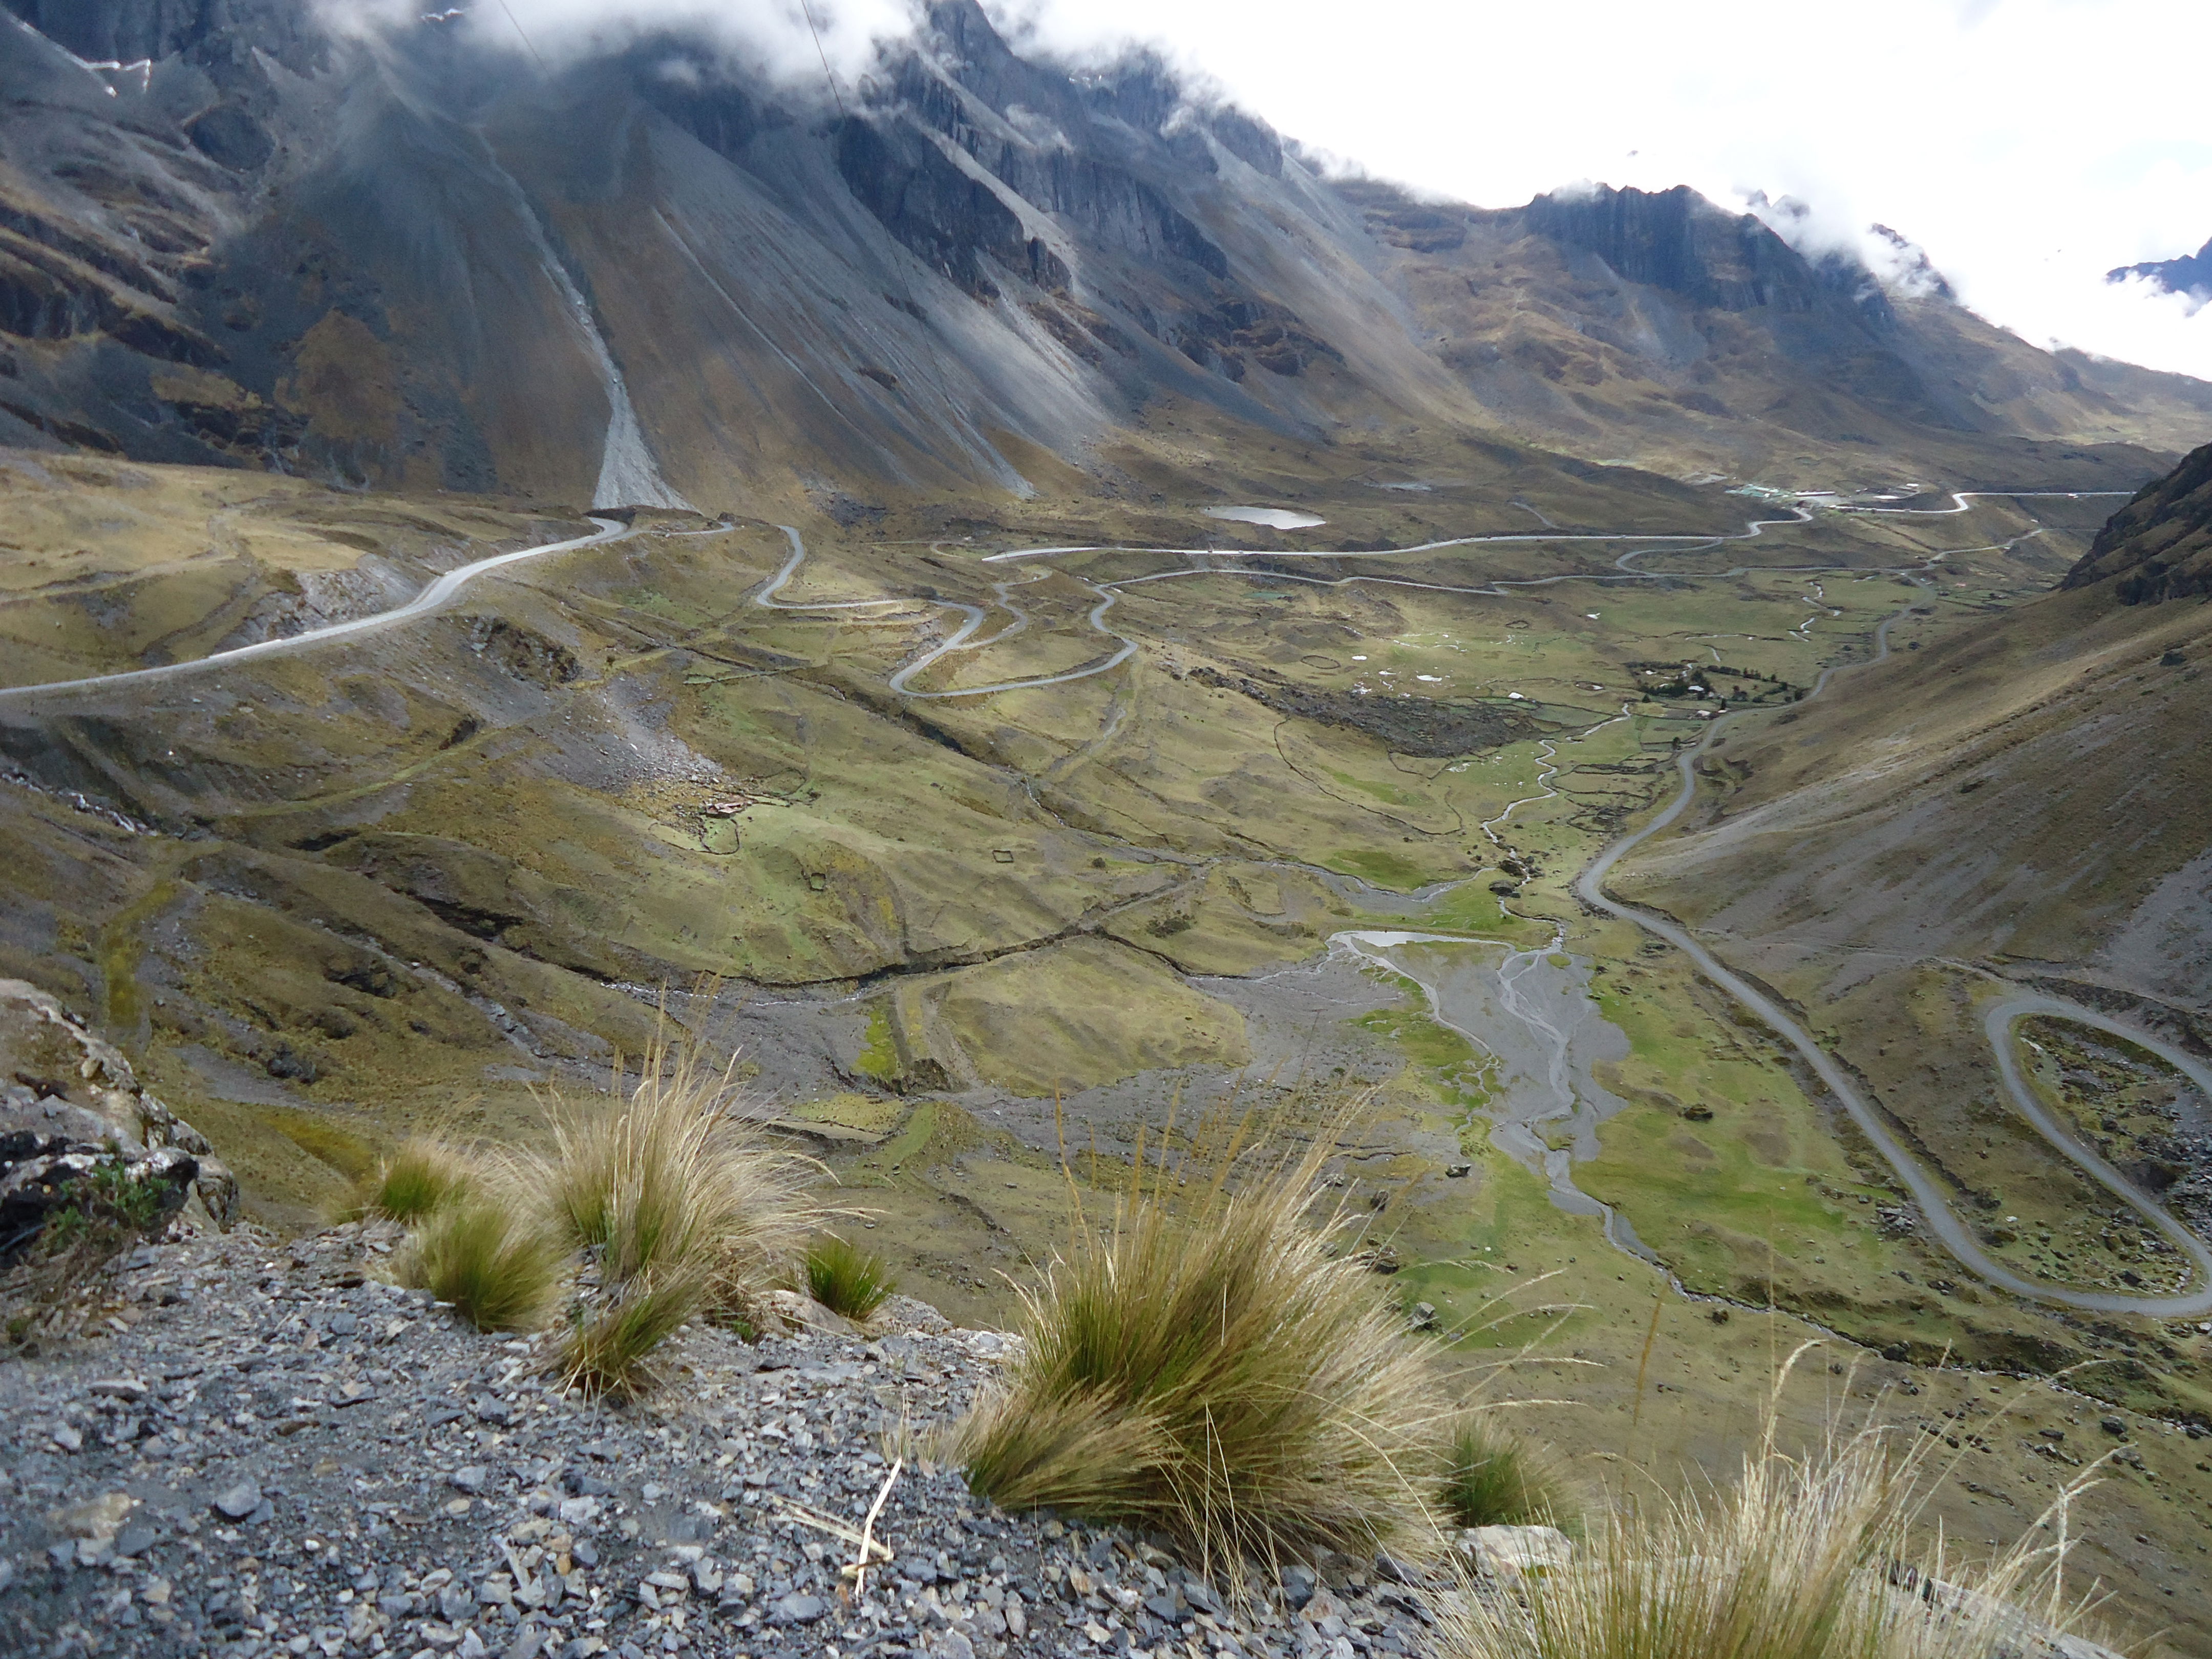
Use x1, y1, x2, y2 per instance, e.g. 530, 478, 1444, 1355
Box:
328, 0, 921, 91
995, 0, 2212, 380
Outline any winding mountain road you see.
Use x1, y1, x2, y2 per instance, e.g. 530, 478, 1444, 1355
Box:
0, 515, 636, 704
764, 489, 2120, 703
1572, 608, 2212, 1316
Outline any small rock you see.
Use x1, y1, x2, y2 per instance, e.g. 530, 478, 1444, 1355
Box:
50, 1426, 82, 1453
452, 1467, 490, 1494
773, 1592, 826, 1624
327, 1310, 358, 1336
113, 1525, 156, 1559
1465, 1524, 1574, 1580
47, 1493, 136, 1543
211, 1480, 262, 1520
2100, 1416, 2128, 1438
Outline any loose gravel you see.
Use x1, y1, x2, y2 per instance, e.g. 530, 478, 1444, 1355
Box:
2, 1220, 1454, 1659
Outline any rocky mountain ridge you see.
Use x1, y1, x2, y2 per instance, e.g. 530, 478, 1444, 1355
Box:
2109, 237, 2212, 303
0, 0, 2204, 510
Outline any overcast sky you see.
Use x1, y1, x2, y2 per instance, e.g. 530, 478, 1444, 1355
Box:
997, 0, 2212, 379
415, 0, 2212, 380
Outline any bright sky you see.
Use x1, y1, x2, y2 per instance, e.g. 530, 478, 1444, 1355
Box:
1006, 0, 2212, 380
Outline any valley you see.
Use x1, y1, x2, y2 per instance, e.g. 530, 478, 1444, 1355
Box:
10, 450, 2212, 1637
4, 0, 2212, 1647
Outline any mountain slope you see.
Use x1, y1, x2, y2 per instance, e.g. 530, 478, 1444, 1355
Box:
2060, 438, 2212, 603
2111, 235, 2212, 302
1344, 178, 2212, 482
1618, 449, 2212, 1013
0, 0, 2201, 515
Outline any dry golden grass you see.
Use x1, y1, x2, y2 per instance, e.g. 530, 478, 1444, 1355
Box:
399, 1195, 562, 1333
948, 1115, 1446, 1592
1432, 1345, 2122, 1659
527, 1040, 824, 1395
336, 1137, 476, 1225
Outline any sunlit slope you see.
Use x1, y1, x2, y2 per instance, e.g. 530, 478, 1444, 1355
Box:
1339, 180, 2209, 490
1617, 484, 2212, 1005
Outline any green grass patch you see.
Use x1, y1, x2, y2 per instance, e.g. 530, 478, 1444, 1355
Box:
338, 1139, 476, 1224
1324, 848, 1437, 891
855, 1004, 900, 1083
1439, 1412, 1571, 1528
1416, 882, 1549, 943
402, 1198, 562, 1332
1325, 768, 1418, 806
264, 1108, 377, 1181
1353, 1005, 1492, 1108
803, 1233, 897, 1319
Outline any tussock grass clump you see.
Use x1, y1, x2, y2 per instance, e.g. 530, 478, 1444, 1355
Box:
1433, 1346, 2115, 1659
401, 1196, 562, 1333
339, 1138, 475, 1224
559, 1263, 711, 1400
949, 1120, 1444, 1587
804, 1233, 897, 1321
532, 1041, 824, 1396
1440, 1413, 1570, 1530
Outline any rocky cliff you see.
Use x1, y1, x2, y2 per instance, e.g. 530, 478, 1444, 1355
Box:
2062, 439, 2212, 603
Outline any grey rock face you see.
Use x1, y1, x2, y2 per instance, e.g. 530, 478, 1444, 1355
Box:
0, 979, 238, 1249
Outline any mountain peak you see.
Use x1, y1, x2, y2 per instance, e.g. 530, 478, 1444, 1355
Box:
2109, 235, 2212, 302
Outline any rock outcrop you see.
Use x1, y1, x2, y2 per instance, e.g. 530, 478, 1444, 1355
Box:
2062, 439, 2212, 604
0, 978, 236, 1258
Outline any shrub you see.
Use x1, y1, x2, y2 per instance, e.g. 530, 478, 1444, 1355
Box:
1440, 1413, 1569, 1530
948, 1122, 1444, 1590
402, 1196, 562, 1333
1431, 1347, 2112, 1659
339, 1138, 475, 1224
4, 1162, 180, 1352
539, 1046, 817, 1291
804, 1233, 897, 1320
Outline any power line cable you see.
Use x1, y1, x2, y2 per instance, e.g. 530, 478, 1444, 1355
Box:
492, 0, 549, 76
800, 0, 848, 119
